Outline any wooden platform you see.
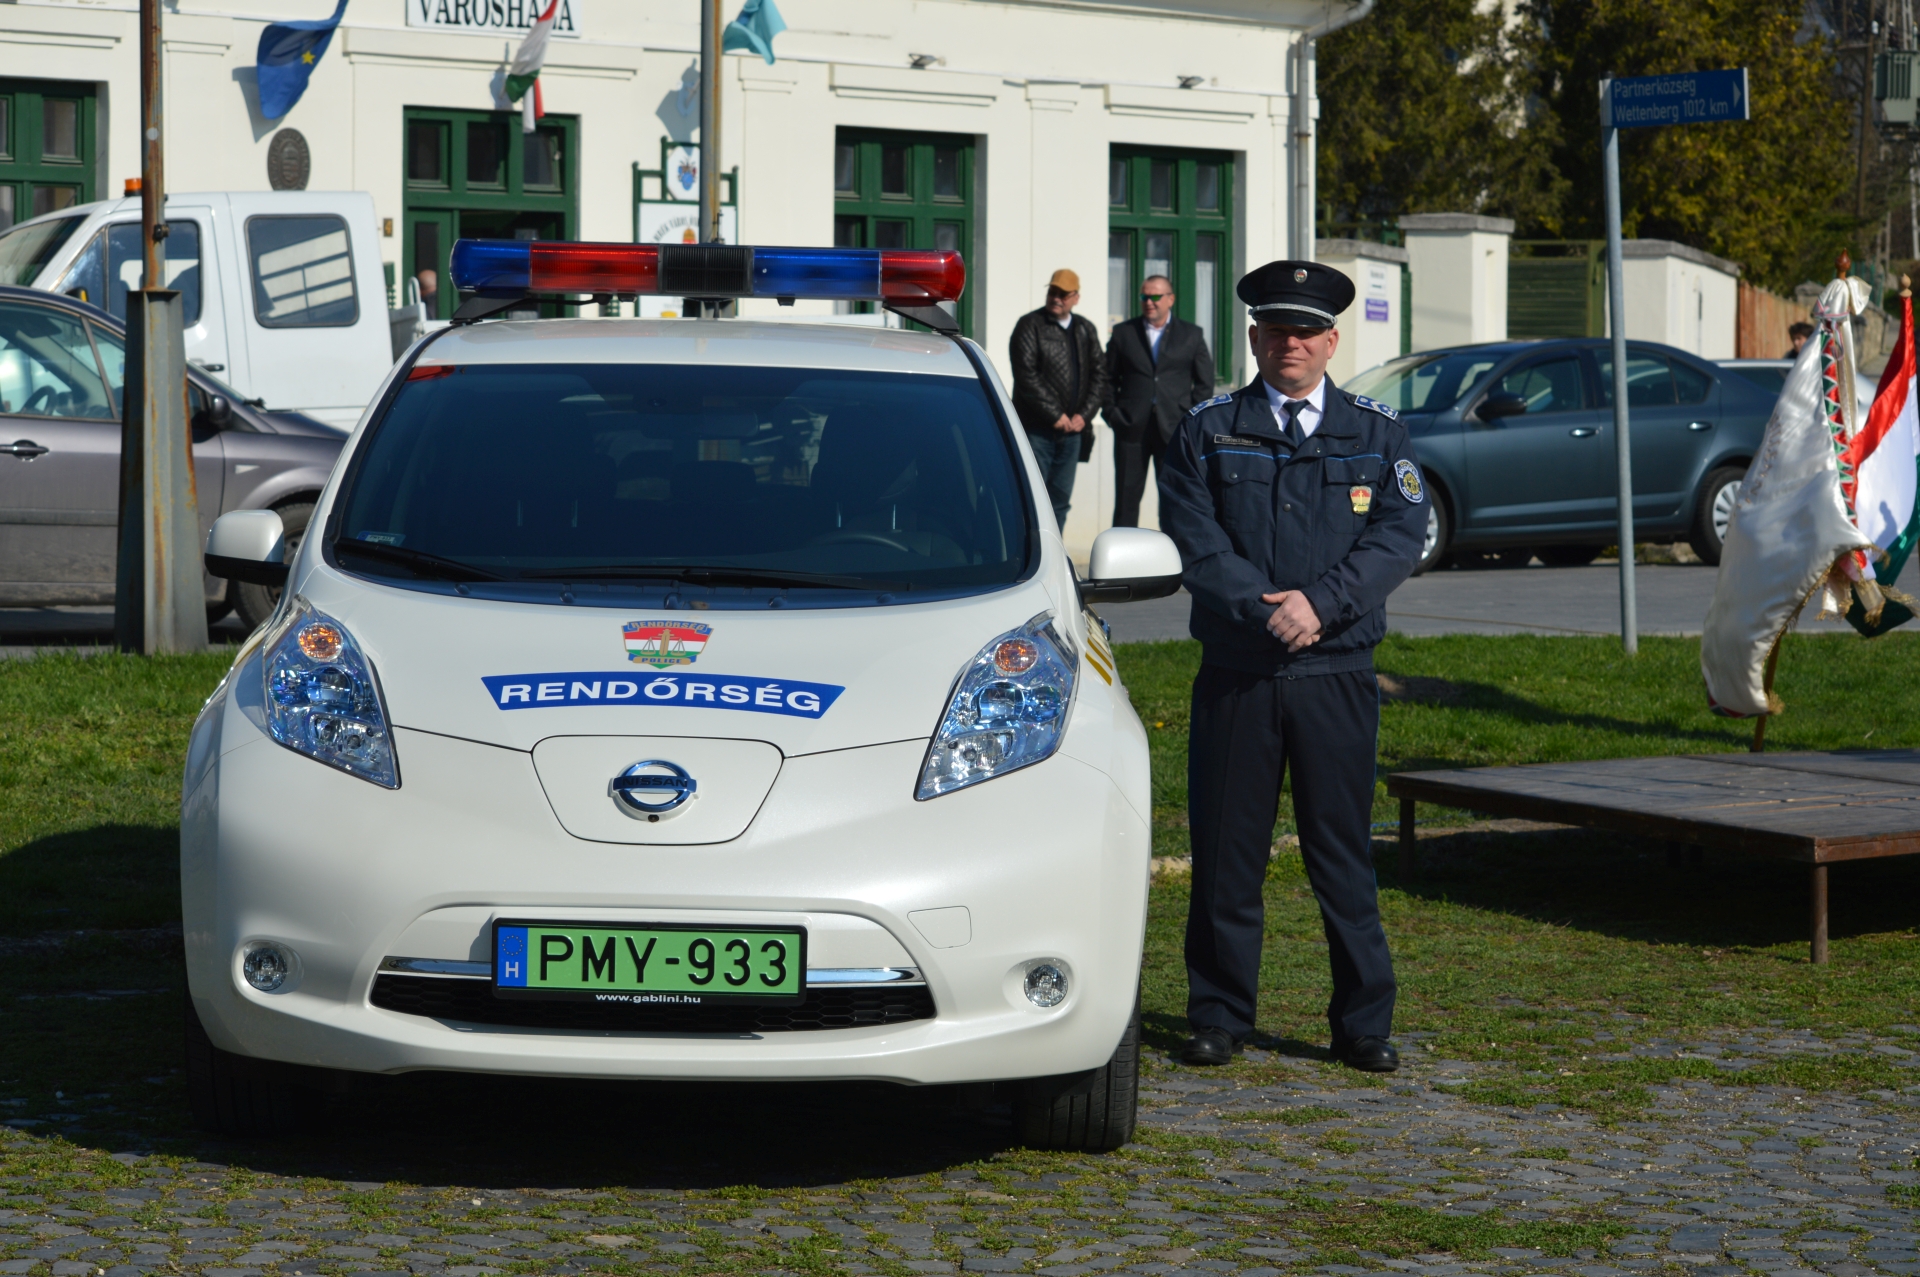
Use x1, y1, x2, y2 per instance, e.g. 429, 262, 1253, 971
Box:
1386, 750, 1920, 963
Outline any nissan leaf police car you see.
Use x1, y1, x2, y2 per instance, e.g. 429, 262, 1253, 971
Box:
183, 239, 1182, 1150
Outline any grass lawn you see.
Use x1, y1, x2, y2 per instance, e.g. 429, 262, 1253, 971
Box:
1, 633, 1917, 1149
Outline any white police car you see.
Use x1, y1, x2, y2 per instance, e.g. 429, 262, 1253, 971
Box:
183, 240, 1182, 1149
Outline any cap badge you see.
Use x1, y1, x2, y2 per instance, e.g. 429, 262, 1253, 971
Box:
1293, 268, 1308, 283
622, 620, 713, 668
1349, 485, 1372, 515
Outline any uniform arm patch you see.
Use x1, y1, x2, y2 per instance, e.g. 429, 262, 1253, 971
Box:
1394, 458, 1425, 503
1350, 393, 1400, 421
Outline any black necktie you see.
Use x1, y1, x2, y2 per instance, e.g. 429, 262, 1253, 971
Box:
1282, 399, 1308, 446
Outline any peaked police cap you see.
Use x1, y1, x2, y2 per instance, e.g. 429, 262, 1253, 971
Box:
1236, 260, 1356, 329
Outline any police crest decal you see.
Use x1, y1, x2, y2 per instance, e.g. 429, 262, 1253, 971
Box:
1394, 459, 1424, 503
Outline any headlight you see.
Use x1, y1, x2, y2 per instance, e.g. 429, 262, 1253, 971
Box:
261, 596, 398, 788
916, 612, 1076, 800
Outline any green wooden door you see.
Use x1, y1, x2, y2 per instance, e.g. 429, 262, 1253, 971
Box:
832, 127, 975, 336
1107, 146, 1233, 383
0, 79, 96, 231
402, 107, 578, 319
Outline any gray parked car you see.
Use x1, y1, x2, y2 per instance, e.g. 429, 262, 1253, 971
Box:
1345, 338, 1776, 572
0, 284, 346, 629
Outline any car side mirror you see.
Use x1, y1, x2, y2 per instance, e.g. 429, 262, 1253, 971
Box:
1477, 392, 1528, 421
206, 394, 233, 428
1078, 527, 1183, 604
205, 509, 288, 586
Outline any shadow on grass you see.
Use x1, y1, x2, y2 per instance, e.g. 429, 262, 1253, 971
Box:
1374, 670, 1737, 752
1377, 823, 1920, 952
0, 824, 180, 934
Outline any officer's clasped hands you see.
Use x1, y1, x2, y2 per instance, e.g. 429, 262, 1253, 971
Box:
1261, 589, 1322, 651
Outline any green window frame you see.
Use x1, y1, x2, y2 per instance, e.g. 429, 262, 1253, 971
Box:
832, 127, 976, 337
1108, 146, 1234, 382
0, 79, 97, 233
401, 107, 579, 320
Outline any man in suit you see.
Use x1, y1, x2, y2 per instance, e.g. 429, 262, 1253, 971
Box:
1103, 275, 1215, 527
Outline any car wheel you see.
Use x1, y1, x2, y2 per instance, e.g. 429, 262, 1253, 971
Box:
1012, 998, 1138, 1152
1410, 494, 1451, 576
184, 998, 317, 1137
1537, 544, 1603, 567
232, 501, 313, 633
1688, 466, 1745, 566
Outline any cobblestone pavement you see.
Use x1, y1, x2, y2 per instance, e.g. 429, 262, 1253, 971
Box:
4, 1039, 1918, 1277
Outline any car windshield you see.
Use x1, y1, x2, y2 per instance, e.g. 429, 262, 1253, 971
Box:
1345, 350, 1503, 412
0, 216, 85, 286
332, 362, 1032, 601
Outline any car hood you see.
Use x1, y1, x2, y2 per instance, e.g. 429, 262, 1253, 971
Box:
291, 565, 1068, 758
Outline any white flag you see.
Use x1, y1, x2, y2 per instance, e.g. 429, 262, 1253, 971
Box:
1701, 275, 1876, 717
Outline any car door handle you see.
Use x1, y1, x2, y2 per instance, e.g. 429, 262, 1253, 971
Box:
1688, 420, 1714, 432
2, 439, 49, 459
1569, 427, 1599, 438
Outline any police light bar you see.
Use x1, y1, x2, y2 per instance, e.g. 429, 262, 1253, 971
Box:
448, 240, 965, 305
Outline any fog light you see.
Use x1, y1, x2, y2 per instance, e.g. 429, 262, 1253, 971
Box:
243, 945, 291, 992
1023, 962, 1067, 1008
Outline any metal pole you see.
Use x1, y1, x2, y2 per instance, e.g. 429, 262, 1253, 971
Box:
699, 0, 722, 246
1601, 94, 1638, 654
115, 0, 205, 655
1292, 36, 1315, 260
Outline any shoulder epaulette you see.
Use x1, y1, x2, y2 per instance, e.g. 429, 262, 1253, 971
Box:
1188, 393, 1234, 416
1348, 393, 1400, 421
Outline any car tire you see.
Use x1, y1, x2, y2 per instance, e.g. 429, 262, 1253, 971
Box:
184, 998, 317, 1137
1012, 998, 1139, 1152
232, 500, 313, 633
1537, 544, 1603, 567
1689, 466, 1745, 566
1410, 492, 1451, 576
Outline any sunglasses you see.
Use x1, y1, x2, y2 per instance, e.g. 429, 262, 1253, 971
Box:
1141, 293, 1172, 303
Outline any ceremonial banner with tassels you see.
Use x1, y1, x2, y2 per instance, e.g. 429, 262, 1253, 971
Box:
1702, 266, 1877, 718
1843, 278, 1920, 636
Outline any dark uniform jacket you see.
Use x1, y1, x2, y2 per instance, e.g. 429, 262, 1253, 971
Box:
1104, 315, 1215, 448
1008, 308, 1108, 435
1156, 377, 1428, 676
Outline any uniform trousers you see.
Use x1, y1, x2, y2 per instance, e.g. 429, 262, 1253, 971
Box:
1111, 429, 1163, 528
1184, 663, 1396, 1046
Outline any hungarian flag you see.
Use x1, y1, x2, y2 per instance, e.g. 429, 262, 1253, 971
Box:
1842, 282, 1920, 636
1701, 272, 1877, 717
505, 0, 559, 134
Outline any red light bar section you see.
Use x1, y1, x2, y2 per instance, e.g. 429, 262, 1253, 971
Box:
529, 242, 660, 294
879, 251, 966, 303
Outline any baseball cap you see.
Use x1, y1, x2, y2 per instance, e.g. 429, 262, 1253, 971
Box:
1048, 269, 1081, 292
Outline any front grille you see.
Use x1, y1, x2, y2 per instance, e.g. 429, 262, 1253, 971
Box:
370, 974, 936, 1033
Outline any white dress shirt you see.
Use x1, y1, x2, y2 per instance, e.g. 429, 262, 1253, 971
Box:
1263, 376, 1326, 439
1145, 317, 1168, 358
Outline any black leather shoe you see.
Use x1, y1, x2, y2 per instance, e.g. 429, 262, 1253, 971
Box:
1336, 1036, 1400, 1072
1181, 1027, 1237, 1066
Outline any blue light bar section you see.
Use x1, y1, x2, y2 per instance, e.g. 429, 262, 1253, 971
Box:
750, 247, 882, 300
450, 239, 532, 293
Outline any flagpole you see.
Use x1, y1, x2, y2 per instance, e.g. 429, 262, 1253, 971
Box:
699, 0, 722, 247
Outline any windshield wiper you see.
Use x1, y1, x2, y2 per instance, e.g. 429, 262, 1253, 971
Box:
334, 538, 505, 581
518, 564, 908, 592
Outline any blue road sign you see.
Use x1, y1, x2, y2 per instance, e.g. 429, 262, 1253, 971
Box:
1602, 69, 1749, 129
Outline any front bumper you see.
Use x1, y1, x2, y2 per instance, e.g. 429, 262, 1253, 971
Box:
181, 665, 1151, 1085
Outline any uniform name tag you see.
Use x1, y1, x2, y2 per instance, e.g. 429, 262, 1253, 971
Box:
1211, 435, 1271, 449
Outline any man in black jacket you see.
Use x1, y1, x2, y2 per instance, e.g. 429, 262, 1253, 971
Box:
1103, 275, 1214, 526
1009, 269, 1108, 529
1157, 260, 1427, 1074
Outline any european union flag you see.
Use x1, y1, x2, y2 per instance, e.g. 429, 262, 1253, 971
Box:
256, 0, 348, 121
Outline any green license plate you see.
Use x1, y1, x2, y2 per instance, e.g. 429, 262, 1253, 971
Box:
492, 920, 806, 1004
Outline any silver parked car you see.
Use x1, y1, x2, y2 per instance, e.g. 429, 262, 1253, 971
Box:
0, 284, 345, 629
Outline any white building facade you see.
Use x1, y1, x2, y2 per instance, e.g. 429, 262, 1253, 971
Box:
1, 0, 1358, 554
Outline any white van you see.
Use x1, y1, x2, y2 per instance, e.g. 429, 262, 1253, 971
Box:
0, 191, 393, 428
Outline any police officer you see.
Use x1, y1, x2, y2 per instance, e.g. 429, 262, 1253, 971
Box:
1156, 260, 1427, 1072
